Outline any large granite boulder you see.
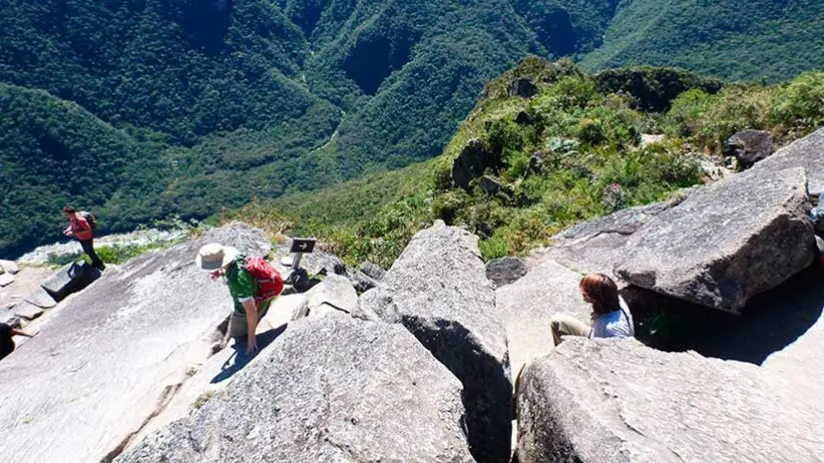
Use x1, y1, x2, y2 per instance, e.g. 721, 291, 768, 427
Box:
116, 315, 474, 463
750, 126, 824, 194
529, 197, 686, 284
377, 221, 511, 463
510, 77, 538, 98
617, 167, 813, 312
0, 223, 271, 463
496, 260, 589, 380
724, 129, 774, 169
514, 338, 823, 462
359, 260, 386, 280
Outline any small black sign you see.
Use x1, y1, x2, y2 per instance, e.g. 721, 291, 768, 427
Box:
290, 238, 316, 254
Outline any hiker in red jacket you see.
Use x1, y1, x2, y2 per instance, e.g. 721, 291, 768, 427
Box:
62, 206, 105, 270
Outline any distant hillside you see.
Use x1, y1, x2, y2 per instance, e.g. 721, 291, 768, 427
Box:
3, 0, 824, 256
582, 0, 824, 81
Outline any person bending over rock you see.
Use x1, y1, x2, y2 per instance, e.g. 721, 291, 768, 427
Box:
0, 323, 34, 362
549, 273, 634, 346
197, 243, 283, 355
62, 206, 105, 270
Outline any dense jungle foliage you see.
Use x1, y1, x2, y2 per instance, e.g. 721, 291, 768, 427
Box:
2, 0, 823, 256
223, 58, 824, 268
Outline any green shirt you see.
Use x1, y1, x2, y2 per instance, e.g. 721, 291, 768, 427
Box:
225, 259, 273, 315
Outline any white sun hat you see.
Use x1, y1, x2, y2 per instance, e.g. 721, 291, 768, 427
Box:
196, 243, 238, 271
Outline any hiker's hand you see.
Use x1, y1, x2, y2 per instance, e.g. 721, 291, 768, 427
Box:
246, 336, 258, 356
63, 230, 72, 237
209, 270, 222, 281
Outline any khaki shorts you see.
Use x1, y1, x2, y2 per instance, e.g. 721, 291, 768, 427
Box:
227, 305, 270, 339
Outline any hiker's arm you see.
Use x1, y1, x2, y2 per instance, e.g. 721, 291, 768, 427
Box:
11, 328, 34, 338
242, 299, 258, 354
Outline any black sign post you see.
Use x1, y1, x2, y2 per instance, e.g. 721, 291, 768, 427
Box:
288, 238, 316, 269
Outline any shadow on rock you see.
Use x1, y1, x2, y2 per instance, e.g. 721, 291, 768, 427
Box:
624, 265, 824, 364
402, 316, 512, 463
211, 324, 288, 383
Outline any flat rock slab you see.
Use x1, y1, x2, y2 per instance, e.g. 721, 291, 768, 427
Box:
617, 167, 813, 312
496, 259, 589, 380
0, 260, 20, 275
0, 223, 271, 463
515, 338, 824, 463
0, 273, 14, 287
378, 221, 511, 463
23, 288, 56, 309
12, 301, 44, 320
751, 126, 824, 194
116, 315, 474, 463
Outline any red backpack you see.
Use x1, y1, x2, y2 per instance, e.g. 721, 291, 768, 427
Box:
244, 256, 284, 303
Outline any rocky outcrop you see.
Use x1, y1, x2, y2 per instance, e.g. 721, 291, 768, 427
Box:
751, 126, 824, 194
0, 273, 13, 287
724, 129, 773, 169
496, 259, 589, 379
479, 175, 508, 195
452, 138, 498, 189
0, 223, 270, 463
375, 221, 511, 463
514, 338, 824, 463
486, 256, 527, 288
116, 315, 474, 463
617, 167, 813, 312
510, 77, 538, 98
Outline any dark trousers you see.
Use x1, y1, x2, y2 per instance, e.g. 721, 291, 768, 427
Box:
79, 239, 105, 270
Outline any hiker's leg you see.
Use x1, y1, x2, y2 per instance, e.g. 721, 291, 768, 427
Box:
550, 313, 591, 346
80, 239, 105, 270
227, 312, 248, 341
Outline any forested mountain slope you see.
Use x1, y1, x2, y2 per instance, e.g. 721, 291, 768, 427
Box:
581, 0, 824, 81
2, 0, 824, 256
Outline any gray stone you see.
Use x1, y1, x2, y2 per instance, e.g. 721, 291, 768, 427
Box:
116, 315, 474, 463
1, 304, 19, 326
486, 256, 527, 288
496, 259, 589, 380
0, 223, 271, 463
40, 261, 101, 301
514, 338, 824, 463
298, 247, 346, 276
750, 126, 824, 194
510, 77, 538, 98
355, 286, 400, 323
0, 260, 20, 275
23, 288, 56, 309
0, 273, 13, 287
640, 133, 665, 148
526, 155, 544, 176
348, 269, 379, 293
724, 129, 774, 169
378, 221, 511, 463
359, 260, 386, 281
452, 138, 498, 190
617, 167, 813, 312
293, 273, 358, 319
13, 300, 44, 320
479, 175, 507, 195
